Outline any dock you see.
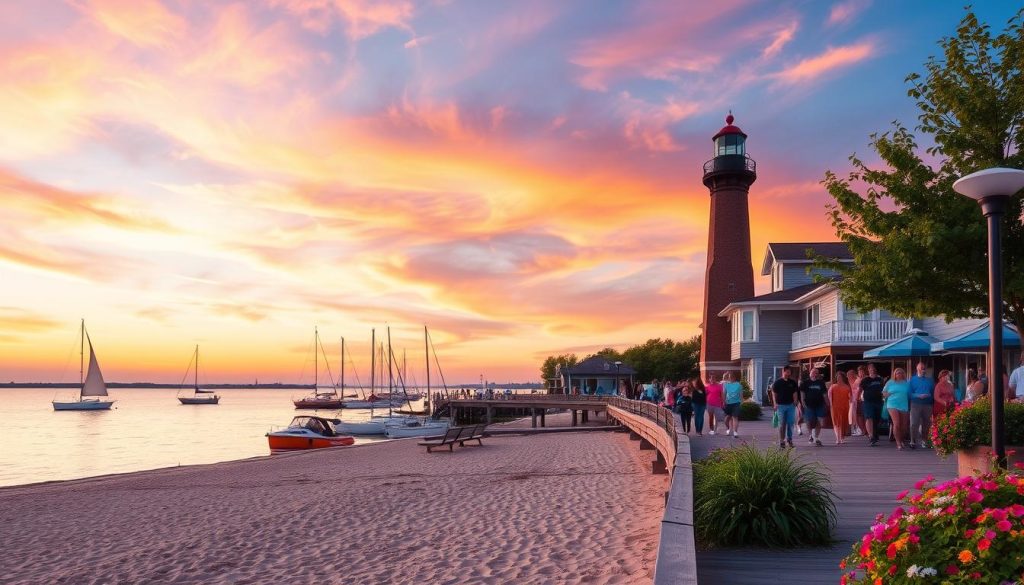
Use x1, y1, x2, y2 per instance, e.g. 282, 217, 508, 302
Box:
439, 395, 609, 426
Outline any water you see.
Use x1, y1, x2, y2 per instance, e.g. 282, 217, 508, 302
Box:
0, 387, 423, 487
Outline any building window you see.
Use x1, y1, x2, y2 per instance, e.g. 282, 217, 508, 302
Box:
733, 309, 757, 342
773, 264, 782, 291
805, 303, 820, 328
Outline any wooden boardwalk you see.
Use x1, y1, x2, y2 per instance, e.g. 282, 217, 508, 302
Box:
690, 417, 957, 583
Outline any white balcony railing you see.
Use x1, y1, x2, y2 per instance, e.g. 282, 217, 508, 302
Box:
791, 320, 909, 351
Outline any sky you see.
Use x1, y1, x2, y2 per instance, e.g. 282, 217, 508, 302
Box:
0, 0, 1020, 384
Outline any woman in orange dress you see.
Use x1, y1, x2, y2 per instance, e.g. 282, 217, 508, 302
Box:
829, 371, 852, 444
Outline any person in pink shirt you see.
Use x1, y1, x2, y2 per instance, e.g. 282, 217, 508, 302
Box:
705, 373, 725, 435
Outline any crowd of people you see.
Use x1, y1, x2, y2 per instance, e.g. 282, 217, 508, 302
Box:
624, 355, 1024, 448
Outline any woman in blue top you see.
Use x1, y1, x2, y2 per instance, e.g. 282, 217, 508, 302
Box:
882, 368, 911, 450
722, 372, 745, 438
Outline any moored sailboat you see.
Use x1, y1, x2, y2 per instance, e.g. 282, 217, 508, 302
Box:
293, 327, 345, 409
52, 320, 115, 411
177, 345, 220, 405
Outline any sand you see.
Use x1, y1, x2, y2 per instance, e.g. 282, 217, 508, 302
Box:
0, 428, 666, 585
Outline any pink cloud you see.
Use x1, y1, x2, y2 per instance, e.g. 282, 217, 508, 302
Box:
827, 0, 871, 27
78, 0, 186, 47
773, 41, 876, 84
269, 0, 414, 39
762, 20, 798, 58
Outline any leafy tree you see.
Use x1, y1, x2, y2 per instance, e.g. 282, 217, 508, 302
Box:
821, 10, 1024, 333
539, 336, 700, 386
540, 354, 578, 389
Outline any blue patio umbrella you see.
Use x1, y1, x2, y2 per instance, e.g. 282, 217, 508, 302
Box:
864, 329, 940, 358
929, 320, 1021, 352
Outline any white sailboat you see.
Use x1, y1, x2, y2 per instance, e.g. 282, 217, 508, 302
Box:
177, 345, 220, 405
382, 326, 448, 439
53, 320, 115, 411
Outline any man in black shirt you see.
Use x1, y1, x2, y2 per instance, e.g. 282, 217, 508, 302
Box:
771, 366, 799, 448
800, 368, 829, 446
860, 363, 885, 446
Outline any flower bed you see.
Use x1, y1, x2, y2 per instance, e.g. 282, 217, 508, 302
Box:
931, 399, 1024, 457
841, 465, 1024, 584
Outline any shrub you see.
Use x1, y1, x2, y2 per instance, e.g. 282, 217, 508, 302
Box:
740, 379, 753, 400
694, 445, 837, 548
840, 464, 1024, 584
738, 401, 762, 421
932, 399, 1024, 457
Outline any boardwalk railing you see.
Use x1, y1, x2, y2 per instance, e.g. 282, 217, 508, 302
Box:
605, 397, 696, 585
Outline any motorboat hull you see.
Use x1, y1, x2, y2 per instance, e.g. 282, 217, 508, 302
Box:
334, 420, 386, 435
178, 396, 220, 405
53, 399, 115, 411
267, 431, 355, 453
340, 400, 401, 409
383, 421, 450, 439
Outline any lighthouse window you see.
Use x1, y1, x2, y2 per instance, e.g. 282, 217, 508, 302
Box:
716, 134, 744, 156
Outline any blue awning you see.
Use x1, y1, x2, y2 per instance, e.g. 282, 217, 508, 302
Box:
929, 321, 1021, 353
863, 329, 940, 358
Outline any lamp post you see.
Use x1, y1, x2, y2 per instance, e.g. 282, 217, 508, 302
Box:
953, 167, 1024, 469
614, 361, 622, 396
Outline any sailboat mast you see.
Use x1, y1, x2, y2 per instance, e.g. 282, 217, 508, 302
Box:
194, 345, 199, 391
314, 327, 318, 390
80, 319, 84, 387
425, 325, 430, 407
370, 329, 376, 394
340, 337, 345, 394
387, 327, 393, 395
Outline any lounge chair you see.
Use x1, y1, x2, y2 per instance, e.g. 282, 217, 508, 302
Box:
458, 424, 486, 447
418, 427, 464, 452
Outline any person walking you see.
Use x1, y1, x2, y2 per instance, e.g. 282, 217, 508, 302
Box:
1008, 354, 1024, 402
705, 373, 725, 435
933, 369, 956, 416
861, 363, 885, 446
799, 367, 829, 447
771, 366, 799, 448
883, 368, 912, 450
908, 362, 935, 449
828, 371, 851, 444
722, 372, 744, 438
677, 382, 694, 434
691, 377, 707, 436
965, 369, 983, 403
665, 380, 677, 411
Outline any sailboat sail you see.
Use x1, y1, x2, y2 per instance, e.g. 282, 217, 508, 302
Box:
81, 333, 108, 397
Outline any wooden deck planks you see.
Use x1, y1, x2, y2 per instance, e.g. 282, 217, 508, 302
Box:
689, 417, 958, 583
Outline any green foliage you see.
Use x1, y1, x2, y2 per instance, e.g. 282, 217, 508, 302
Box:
841, 467, 1024, 584
740, 379, 753, 400
738, 401, 762, 421
540, 354, 578, 387
931, 399, 1024, 456
821, 9, 1024, 333
694, 445, 837, 548
539, 336, 700, 385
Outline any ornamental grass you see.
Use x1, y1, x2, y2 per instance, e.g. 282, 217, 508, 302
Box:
932, 399, 1024, 457
840, 463, 1024, 584
693, 445, 836, 548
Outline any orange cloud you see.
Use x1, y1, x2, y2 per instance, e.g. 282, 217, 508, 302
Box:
762, 21, 798, 58
78, 0, 185, 47
269, 0, 414, 38
773, 41, 876, 84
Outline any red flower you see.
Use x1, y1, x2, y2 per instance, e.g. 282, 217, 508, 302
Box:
946, 564, 959, 575
978, 538, 991, 551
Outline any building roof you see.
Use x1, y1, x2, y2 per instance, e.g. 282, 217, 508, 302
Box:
761, 242, 853, 275
564, 355, 636, 377
712, 113, 747, 141
716, 282, 835, 317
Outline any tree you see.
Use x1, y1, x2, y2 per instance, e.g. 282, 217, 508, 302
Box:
822, 10, 1024, 334
540, 354, 578, 388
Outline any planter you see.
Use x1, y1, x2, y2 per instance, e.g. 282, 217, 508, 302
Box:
956, 445, 1024, 477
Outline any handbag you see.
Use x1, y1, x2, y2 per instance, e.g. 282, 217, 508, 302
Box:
771, 409, 780, 428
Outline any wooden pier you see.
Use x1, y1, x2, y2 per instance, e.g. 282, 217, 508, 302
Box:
440, 395, 609, 427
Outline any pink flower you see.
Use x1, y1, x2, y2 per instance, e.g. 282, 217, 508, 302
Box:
984, 529, 996, 540
897, 489, 909, 500
992, 508, 1008, 522
967, 491, 984, 504
909, 534, 920, 544
996, 520, 1012, 532
965, 529, 975, 538
981, 480, 999, 491
1011, 504, 1024, 517
946, 564, 959, 575
908, 525, 920, 534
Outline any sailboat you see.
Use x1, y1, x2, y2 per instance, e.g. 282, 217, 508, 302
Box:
293, 327, 345, 409
177, 345, 220, 405
383, 326, 449, 438
52, 320, 115, 411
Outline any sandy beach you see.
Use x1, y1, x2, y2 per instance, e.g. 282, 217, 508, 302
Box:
0, 426, 666, 585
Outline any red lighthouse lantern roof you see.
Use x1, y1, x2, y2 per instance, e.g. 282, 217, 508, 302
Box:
712, 112, 747, 141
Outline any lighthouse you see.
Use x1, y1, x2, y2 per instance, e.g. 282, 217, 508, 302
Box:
699, 113, 756, 379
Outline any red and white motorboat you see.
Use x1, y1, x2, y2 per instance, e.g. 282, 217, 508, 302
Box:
266, 416, 355, 453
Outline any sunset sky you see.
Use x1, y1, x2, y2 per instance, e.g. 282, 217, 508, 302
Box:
0, 1, 1018, 384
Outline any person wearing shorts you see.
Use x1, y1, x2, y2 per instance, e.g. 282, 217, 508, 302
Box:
800, 367, 829, 446
705, 374, 725, 435
771, 366, 799, 448
722, 372, 744, 438
860, 363, 886, 446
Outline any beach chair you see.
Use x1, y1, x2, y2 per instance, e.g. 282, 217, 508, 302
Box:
418, 427, 465, 453
457, 424, 486, 447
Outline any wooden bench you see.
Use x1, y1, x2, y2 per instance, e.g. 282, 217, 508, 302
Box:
418, 427, 464, 452
457, 424, 486, 447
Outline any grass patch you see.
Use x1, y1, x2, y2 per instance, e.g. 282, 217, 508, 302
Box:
694, 444, 837, 548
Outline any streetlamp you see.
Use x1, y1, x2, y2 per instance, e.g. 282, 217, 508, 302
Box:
953, 167, 1024, 469
614, 361, 622, 396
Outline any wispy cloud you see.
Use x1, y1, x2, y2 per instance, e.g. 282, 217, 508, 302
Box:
827, 0, 871, 27
773, 41, 876, 84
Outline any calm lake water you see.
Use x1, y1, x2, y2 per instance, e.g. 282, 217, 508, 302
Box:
0, 387, 422, 487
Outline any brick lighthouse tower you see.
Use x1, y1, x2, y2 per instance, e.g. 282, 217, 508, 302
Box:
699, 113, 756, 379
